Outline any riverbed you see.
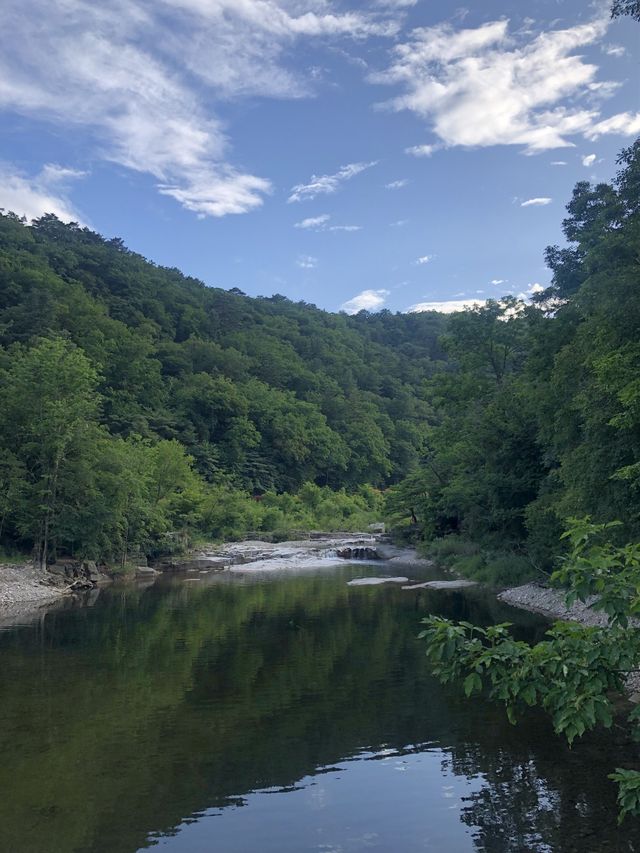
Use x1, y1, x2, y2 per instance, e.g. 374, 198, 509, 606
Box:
1, 555, 639, 852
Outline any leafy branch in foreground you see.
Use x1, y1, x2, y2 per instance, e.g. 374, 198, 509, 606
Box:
421, 518, 640, 820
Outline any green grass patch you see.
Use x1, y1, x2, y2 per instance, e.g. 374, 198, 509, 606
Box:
421, 536, 537, 587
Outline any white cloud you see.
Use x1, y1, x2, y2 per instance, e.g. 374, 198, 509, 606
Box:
374, 16, 637, 153
0, 1, 400, 219
385, 179, 409, 189
0, 163, 86, 223
603, 44, 626, 57
292, 213, 361, 232
375, 0, 417, 7
341, 288, 389, 313
288, 161, 377, 203
415, 255, 434, 265
585, 112, 640, 139
405, 144, 438, 157
390, 219, 409, 227
297, 254, 318, 269
408, 299, 485, 314
515, 282, 546, 301
582, 153, 597, 167
294, 213, 331, 229
521, 197, 552, 207
551, 160, 567, 166
491, 278, 506, 285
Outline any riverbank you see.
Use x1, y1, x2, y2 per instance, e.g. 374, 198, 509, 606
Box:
499, 583, 640, 698
498, 582, 611, 627
0, 561, 67, 607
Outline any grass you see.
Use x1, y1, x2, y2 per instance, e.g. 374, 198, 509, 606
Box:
420, 535, 538, 587
0, 549, 32, 566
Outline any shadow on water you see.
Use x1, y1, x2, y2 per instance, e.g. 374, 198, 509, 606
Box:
0, 562, 639, 852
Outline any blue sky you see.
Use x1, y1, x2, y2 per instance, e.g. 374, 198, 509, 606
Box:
1, 0, 638, 314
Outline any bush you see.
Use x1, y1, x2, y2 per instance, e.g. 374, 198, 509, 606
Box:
421, 535, 537, 587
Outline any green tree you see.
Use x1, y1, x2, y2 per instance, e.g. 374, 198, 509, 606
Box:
0, 338, 101, 569
421, 519, 640, 820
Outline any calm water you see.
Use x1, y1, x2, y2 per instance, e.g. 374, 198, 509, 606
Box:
1, 561, 640, 853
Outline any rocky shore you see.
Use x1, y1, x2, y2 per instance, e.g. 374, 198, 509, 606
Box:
0, 562, 66, 607
498, 582, 612, 627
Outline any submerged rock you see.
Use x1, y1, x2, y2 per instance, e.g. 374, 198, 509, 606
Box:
401, 580, 478, 591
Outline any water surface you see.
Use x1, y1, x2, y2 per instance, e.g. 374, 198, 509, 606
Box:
1, 561, 639, 852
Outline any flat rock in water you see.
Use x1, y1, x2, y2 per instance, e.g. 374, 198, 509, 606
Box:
347, 577, 409, 586
401, 580, 478, 591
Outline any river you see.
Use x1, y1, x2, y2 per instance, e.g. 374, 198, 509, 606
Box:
1, 557, 639, 852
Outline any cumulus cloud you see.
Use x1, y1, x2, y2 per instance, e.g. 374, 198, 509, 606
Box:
603, 44, 625, 57
0, 1, 400, 218
521, 197, 552, 207
0, 163, 86, 223
297, 254, 318, 268
373, 16, 638, 153
515, 282, 546, 301
582, 153, 597, 166
288, 161, 377, 203
385, 179, 409, 189
341, 288, 389, 313
415, 255, 434, 264
491, 278, 506, 285
408, 298, 485, 314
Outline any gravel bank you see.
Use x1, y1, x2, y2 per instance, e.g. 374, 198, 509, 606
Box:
497, 583, 611, 627
0, 562, 66, 607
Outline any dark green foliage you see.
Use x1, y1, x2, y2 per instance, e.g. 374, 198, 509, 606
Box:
0, 211, 444, 499
421, 519, 640, 820
389, 138, 640, 578
0, 211, 446, 560
611, 0, 640, 20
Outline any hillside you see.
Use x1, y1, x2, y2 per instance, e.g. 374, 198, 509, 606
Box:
0, 212, 446, 493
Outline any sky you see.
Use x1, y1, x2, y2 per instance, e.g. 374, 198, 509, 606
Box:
0, 0, 638, 315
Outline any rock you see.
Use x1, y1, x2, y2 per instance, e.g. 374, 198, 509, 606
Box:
46, 565, 68, 578
401, 579, 478, 591
347, 577, 409, 586
336, 547, 380, 560
135, 566, 160, 578
368, 523, 386, 534
155, 557, 227, 572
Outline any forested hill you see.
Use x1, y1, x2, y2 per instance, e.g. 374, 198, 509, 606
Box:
1, 140, 638, 574
0, 211, 445, 492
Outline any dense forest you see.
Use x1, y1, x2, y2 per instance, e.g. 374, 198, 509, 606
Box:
0, 207, 446, 566
0, 139, 638, 576
389, 139, 640, 582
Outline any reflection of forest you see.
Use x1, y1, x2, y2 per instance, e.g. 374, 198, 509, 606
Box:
0, 573, 638, 853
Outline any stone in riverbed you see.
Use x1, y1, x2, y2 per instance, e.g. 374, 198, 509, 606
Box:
336, 547, 380, 560
401, 579, 478, 591
135, 566, 160, 578
347, 577, 409, 586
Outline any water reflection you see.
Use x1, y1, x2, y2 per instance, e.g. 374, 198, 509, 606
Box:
0, 565, 637, 852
